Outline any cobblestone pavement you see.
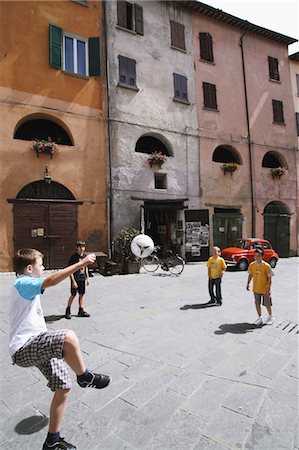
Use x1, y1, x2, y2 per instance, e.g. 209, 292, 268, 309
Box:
0, 258, 298, 450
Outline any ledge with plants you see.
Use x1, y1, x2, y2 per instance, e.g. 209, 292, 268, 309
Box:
270, 167, 288, 179
147, 151, 167, 168
222, 162, 239, 174
30, 139, 58, 158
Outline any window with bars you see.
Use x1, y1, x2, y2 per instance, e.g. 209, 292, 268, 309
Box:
154, 173, 167, 190
118, 55, 137, 88
117, 1, 143, 35
203, 82, 217, 109
268, 56, 280, 81
49, 24, 100, 77
272, 100, 284, 124
170, 20, 185, 51
173, 73, 189, 103
199, 32, 213, 62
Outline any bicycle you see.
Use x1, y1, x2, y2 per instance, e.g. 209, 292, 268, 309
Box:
141, 246, 185, 275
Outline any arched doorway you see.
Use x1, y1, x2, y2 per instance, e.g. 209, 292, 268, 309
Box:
264, 201, 290, 257
8, 181, 82, 268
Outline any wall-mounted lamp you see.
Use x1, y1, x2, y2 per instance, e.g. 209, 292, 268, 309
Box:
44, 165, 52, 184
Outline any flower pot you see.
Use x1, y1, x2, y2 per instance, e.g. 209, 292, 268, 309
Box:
124, 261, 140, 274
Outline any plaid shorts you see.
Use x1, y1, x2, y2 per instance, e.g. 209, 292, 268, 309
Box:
12, 329, 72, 392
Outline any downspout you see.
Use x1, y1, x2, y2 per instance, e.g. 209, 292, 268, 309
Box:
240, 32, 256, 237
103, 0, 113, 257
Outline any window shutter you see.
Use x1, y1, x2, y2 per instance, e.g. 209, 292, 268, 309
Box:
296, 74, 299, 95
135, 4, 144, 35
117, 1, 127, 28
272, 100, 284, 123
119, 55, 127, 84
268, 57, 279, 81
181, 76, 188, 100
128, 58, 136, 85
88, 37, 100, 76
296, 113, 299, 136
171, 21, 185, 50
49, 24, 62, 69
173, 73, 180, 98
200, 33, 213, 62
203, 82, 217, 109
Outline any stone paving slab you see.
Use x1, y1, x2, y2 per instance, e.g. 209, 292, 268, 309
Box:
0, 258, 298, 449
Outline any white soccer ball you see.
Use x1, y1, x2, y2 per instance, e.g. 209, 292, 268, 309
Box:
131, 234, 154, 258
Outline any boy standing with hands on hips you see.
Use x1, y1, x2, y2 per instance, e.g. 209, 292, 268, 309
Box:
9, 248, 111, 450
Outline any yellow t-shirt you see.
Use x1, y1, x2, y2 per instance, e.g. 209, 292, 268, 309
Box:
248, 261, 272, 294
207, 256, 227, 279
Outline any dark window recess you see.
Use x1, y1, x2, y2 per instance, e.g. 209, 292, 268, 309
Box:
135, 136, 170, 156
173, 73, 188, 102
117, 1, 143, 35
199, 32, 213, 62
203, 82, 217, 109
262, 152, 282, 168
296, 113, 299, 136
268, 56, 280, 81
14, 119, 73, 145
118, 55, 137, 87
154, 173, 167, 190
272, 100, 284, 124
212, 146, 240, 164
170, 20, 185, 50
296, 74, 299, 95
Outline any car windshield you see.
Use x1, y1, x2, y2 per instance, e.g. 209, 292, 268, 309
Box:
234, 239, 250, 249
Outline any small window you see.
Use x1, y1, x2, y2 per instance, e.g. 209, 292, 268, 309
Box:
117, 1, 143, 35
64, 34, 88, 76
118, 55, 137, 88
170, 20, 185, 51
155, 173, 167, 190
272, 100, 284, 124
173, 73, 189, 103
199, 33, 213, 62
268, 56, 280, 81
203, 82, 217, 109
296, 113, 299, 136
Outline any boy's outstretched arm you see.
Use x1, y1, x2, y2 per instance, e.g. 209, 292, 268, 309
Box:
42, 254, 96, 289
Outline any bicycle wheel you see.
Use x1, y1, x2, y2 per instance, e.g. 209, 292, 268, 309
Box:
167, 256, 184, 275
141, 255, 160, 272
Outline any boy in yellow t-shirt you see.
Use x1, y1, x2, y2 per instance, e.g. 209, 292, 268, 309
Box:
246, 247, 274, 326
207, 246, 227, 306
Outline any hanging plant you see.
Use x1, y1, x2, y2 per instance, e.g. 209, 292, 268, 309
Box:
147, 151, 167, 168
30, 139, 58, 158
270, 167, 288, 179
222, 162, 239, 174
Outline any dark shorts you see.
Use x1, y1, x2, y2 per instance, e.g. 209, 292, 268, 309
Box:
12, 330, 72, 391
71, 279, 86, 296
254, 293, 272, 307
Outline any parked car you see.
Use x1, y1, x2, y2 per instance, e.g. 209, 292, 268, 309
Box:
221, 238, 279, 271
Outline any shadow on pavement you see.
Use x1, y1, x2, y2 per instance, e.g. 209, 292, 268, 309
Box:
44, 314, 65, 323
214, 322, 260, 334
180, 302, 220, 310
15, 415, 48, 435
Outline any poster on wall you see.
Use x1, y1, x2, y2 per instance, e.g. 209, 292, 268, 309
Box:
185, 210, 210, 262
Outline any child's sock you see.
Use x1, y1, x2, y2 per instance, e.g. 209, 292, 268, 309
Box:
46, 432, 60, 445
77, 369, 93, 383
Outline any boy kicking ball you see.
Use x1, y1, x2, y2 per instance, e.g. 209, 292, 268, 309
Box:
246, 247, 274, 326
9, 248, 111, 450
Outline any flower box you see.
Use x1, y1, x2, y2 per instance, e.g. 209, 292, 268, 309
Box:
30, 140, 58, 158
147, 151, 167, 168
270, 167, 288, 179
222, 162, 239, 174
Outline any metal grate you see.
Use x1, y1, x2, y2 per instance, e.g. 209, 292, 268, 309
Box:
275, 320, 299, 335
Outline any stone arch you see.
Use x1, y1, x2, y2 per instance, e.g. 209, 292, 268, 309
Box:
212, 145, 242, 165
13, 113, 74, 146
262, 151, 287, 168
135, 133, 173, 156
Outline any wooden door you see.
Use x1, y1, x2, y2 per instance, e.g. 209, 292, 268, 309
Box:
213, 213, 243, 249
48, 203, 77, 267
264, 214, 290, 257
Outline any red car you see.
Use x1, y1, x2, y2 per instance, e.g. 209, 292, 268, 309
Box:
221, 238, 279, 271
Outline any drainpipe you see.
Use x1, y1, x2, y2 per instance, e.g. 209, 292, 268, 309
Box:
240, 32, 256, 237
103, 0, 113, 257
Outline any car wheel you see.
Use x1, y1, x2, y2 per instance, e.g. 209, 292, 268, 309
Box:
269, 258, 277, 268
237, 259, 248, 271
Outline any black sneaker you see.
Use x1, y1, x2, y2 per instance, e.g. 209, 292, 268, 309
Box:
78, 308, 90, 317
208, 299, 216, 304
77, 372, 111, 389
42, 437, 76, 449
216, 300, 222, 306
65, 307, 71, 320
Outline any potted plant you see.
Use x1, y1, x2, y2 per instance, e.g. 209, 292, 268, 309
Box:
30, 139, 58, 158
222, 162, 239, 174
147, 151, 167, 168
270, 167, 288, 179
115, 227, 140, 274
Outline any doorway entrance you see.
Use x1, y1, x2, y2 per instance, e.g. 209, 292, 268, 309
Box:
8, 181, 82, 268
264, 201, 290, 257
213, 208, 243, 249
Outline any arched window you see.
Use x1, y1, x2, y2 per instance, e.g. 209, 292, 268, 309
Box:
14, 116, 73, 145
262, 151, 286, 168
212, 145, 241, 164
135, 134, 172, 156
264, 201, 290, 215
17, 181, 75, 200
